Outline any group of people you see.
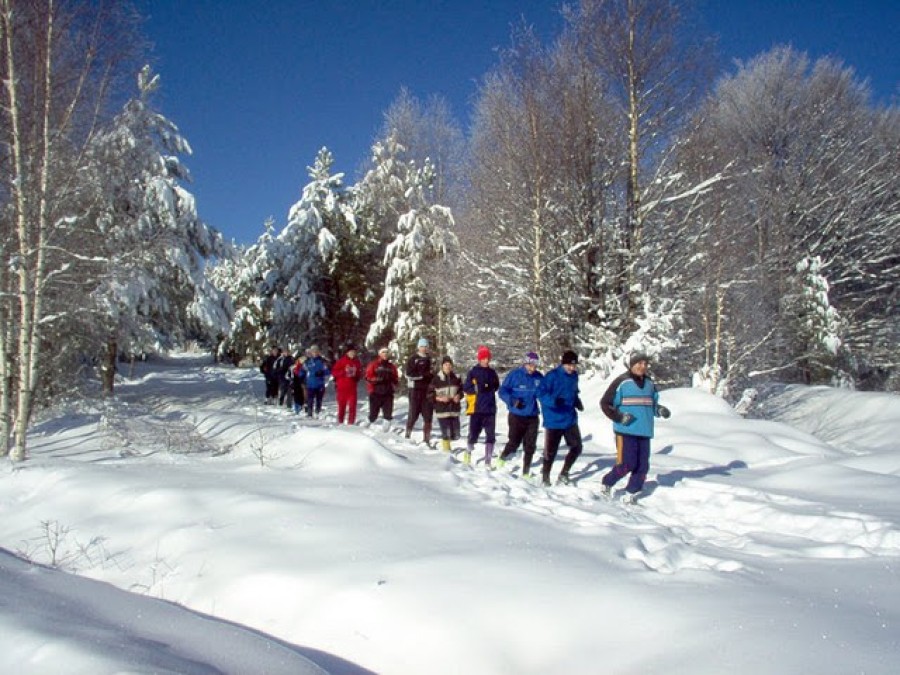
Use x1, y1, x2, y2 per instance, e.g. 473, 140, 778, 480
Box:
260, 340, 670, 502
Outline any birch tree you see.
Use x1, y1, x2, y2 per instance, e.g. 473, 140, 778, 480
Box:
0, 0, 140, 459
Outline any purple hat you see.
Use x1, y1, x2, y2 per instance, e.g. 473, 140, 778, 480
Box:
524, 351, 540, 365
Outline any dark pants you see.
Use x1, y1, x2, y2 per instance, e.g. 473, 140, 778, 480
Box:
368, 392, 395, 423
406, 388, 433, 431
602, 433, 651, 494
306, 387, 325, 416
437, 416, 461, 441
500, 414, 539, 474
292, 383, 306, 413
278, 379, 292, 406
264, 377, 280, 401
467, 412, 496, 446
541, 424, 583, 480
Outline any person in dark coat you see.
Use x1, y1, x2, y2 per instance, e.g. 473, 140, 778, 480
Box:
405, 338, 434, 443
536, 350, 584, 487
365, 347, 400, 428
259, 346, 281, 405
599, 353, 670, 503
427, 356, 463, 453
290, 356, 307, 414
462, 345, 501, 468
497, 351, 544, 478
275, 348, 295, 408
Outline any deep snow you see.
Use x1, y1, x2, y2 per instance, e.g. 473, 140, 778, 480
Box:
1, 353, 898, 674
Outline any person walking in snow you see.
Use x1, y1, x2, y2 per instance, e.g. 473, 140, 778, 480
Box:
536, 350, 584, 487
599, 353, 670, 503
275, 347, 295, 408
462, 346, 501, 468
497, 351, 544, 478
332, 344, 363, 425
304, 345, 330, 418
405, 338, 435, 444
365, 347, 400, 428
290, 355, 307, 415
260, 346, 281, 405
427, 356, 463, 453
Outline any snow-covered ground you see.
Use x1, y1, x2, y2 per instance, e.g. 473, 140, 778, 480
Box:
1, 354, 899, 674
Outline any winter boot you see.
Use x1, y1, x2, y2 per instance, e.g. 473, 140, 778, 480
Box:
484, 442, 494, 469
441, 439, 452, 453
556, 473, 572, 486
463, 450, 472, 465
404, 425, 412, 440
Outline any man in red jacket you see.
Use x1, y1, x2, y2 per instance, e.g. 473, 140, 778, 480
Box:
332, 344, 363, 425
365, 347, 400, 429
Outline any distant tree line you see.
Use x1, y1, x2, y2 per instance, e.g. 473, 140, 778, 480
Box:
2, 0, 897, 460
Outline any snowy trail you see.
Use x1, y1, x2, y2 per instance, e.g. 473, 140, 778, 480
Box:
104, 360, 900, 577
6, 355, 900, 674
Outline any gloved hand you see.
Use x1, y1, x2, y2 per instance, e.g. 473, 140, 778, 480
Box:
574, 397, 584, 411
513, 399, 525, 409
555, 397, 565, 408
619, 412, 635, 425
657, 405, 671, 419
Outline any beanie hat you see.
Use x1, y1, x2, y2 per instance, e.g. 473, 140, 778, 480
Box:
345, 343, 356, 353
524, 351, 540, 365
417, 338, 429, 348
477, 345, 492, 361
378, 347, 390, 355
629, 352, 650, 367
561, 350, 579, 365
441, 356, 454, 365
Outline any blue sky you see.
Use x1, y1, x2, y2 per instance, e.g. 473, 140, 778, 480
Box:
137, 0, 898, 245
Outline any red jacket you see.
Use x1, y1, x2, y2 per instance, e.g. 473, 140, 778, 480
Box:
365, 357, 399, 395
332, 355, 362, 395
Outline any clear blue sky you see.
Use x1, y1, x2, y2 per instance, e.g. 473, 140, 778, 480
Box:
137, 0, 898, 245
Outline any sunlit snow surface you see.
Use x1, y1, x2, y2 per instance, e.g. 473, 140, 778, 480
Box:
2, 354, 898, 674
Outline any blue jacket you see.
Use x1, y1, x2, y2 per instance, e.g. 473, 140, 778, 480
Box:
499, 366, 543, 418
600, 372, 660, 438
462, 365, 500, 415
536, 365, 580, 430
304, 356, 330, 390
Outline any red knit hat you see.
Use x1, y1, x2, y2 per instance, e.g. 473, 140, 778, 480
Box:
477, 345, 492, 361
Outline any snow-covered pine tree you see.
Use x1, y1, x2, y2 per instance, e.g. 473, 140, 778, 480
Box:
255, 148, 362, 352
785, 256, 850, 386
364, 151, 457, 358
87, 66, 230, 394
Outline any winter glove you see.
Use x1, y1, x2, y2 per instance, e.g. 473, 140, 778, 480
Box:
657, 405, 671, 419
619, 412, 635, 425
574, 397, 584, 412
554, 397, 566, 408
513, 399, 525, 409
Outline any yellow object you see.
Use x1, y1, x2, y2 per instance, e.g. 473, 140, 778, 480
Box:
441, 439, 451, 453
465, 393, 476, 415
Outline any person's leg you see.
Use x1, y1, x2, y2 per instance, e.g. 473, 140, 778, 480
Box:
406, 390, 423, 437
483, 414, 497, 466
348, 391, 358, 425
368, 394, 380, 424
336, 391, 347, 424
500, 414, 527, 461
541, 429, 563, 483
624, 437, 652, 493
559, 424, 584, 478
522, 416, 539, 475
602, 434, 638, 488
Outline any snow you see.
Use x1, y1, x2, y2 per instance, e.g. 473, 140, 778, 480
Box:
2, 354, 899, 674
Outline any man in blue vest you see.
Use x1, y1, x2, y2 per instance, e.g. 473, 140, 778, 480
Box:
599, 352, 671, 503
